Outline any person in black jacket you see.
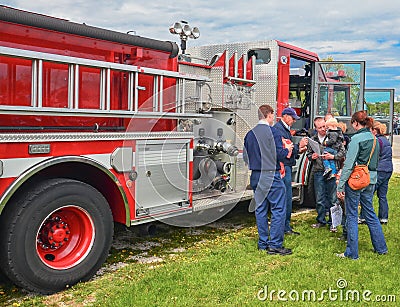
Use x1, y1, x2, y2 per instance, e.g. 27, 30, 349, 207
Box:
273, 108, 308, 235
244, 104, 293, 256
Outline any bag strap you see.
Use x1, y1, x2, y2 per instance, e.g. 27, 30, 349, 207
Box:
367, 137, 376, 166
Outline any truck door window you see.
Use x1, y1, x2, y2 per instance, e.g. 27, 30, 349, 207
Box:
247, 49, 271, 65
365, 89, 395, 140
289, 58, 312, 131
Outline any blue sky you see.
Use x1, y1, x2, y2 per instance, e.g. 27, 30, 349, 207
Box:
2, 0, 399, 100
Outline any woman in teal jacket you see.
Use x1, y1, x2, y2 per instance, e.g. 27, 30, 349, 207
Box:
336, 111, 387, 259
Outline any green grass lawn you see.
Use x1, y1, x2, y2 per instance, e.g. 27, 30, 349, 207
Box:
3, 175, 400, 306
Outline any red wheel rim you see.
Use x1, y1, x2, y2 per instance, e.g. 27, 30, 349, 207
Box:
36, 205, 95, 270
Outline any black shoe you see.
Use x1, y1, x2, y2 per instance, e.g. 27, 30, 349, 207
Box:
373, 249, 388, 255
323, 168, 332, 178
267, 247, 292, 255
285, 230, 300, 235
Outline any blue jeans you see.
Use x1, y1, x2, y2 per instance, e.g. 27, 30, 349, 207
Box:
250, 170, 286, 249
359, 171, 392, 221
336, 199, 347, 235
322, 147, 337, 175
314, 171, 337, 224
376, 171, 392, 220
344, 183, 387, 259
283, 165, 293, 232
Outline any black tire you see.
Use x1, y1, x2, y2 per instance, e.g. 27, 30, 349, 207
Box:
303, 171, 316, 208
0, 178, 113, 294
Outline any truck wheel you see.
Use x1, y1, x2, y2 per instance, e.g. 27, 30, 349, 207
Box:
303, 171, 316, 208
0, 179, 113, 294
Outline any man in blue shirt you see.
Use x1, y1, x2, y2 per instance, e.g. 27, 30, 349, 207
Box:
243, 104, 293, 255
274, 108, 308, 235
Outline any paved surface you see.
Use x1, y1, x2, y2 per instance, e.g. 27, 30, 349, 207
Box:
392, 135, 400, 174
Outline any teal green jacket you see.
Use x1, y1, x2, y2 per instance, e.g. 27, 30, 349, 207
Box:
337, 128, 380, 193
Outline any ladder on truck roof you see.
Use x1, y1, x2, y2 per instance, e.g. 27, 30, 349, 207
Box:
0, 46, 211, 119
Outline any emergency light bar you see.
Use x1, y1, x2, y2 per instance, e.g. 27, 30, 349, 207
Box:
191, 27, 200, 39
169, 22, 183, 35
169, 21, 200, 54
169, 21, 200, 39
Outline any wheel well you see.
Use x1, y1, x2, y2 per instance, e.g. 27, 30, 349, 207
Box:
3, 161, 128, 225
295, 154, 315, 207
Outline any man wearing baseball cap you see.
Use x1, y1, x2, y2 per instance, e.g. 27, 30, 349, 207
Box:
274, 107, 308, 236
282, 107, 301, 120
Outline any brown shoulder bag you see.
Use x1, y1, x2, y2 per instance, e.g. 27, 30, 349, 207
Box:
348, 137, 376, 190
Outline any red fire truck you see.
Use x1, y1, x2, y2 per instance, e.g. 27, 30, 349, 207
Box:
0, 6, 395, 293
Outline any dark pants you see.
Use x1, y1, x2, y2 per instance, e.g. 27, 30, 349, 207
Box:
376, 171, 392, 220
313, 170, 337, 224
250, 170, 286, 249
359, 171, 392, 221
344, 183, 387, 259
283, 165, 293, 232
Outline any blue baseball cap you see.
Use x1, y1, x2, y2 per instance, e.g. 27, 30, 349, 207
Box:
282, 107, 300, 120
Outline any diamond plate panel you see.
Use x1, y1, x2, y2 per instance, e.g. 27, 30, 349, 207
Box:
187, 40, 280, 141
192, 189, 253, 212
179, 64, 226, 112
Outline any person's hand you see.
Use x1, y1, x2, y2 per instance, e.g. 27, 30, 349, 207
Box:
299, 137, 308, 152
282, 138, 293, 149
322, 152, 334, 160
282, 138, 293, 158
311, 153, 319, 160
337, 191, 345, 201
286, 145, 293, 158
